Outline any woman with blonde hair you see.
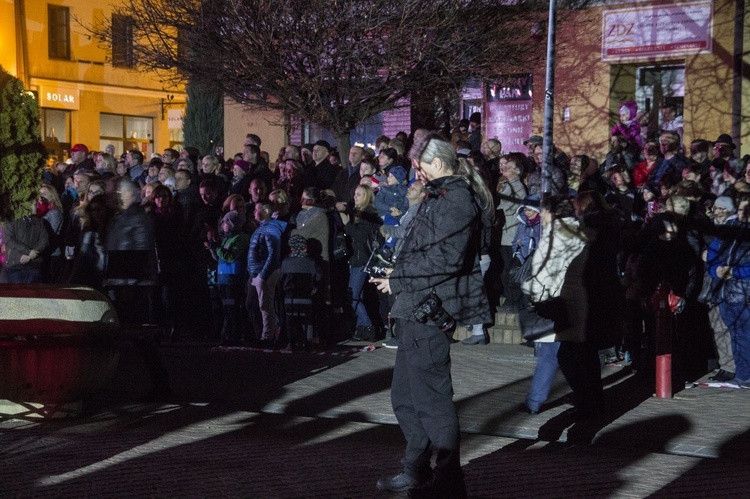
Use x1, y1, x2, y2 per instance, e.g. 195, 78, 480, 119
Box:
37, 183, 65, 282
371, 134, 490, 496
342, 184, 381, 341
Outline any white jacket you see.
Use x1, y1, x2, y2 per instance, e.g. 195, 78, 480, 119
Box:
521, 218, 587, 303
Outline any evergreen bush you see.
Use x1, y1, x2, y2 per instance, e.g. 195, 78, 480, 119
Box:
183, 82, 223, 157
0, 66, 45, 222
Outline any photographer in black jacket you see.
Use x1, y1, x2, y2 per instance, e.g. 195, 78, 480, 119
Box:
371, 134, 492, 498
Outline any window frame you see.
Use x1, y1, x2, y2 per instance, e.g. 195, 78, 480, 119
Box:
48, 5, 71, 60
111, 14, 135, 68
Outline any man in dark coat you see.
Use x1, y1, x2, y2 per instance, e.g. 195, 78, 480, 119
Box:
312, 140, 341, 191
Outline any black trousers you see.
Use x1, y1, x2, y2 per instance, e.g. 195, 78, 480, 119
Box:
557, 340, 604, 412
391, 319, 462, 483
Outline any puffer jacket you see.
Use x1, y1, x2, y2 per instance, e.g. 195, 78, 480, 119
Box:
247, 219, 287, 280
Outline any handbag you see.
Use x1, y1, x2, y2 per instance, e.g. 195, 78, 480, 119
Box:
509, 253, 533, 285
518, 306, 555, 341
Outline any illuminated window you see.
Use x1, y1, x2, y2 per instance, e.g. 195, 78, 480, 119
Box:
100, 113, 153, 156
48, 5, 70, 60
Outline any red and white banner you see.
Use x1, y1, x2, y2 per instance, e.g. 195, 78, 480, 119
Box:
602, 1, 713, 62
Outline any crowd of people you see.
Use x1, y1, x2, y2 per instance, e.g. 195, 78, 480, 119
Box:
0, 104, 746, 359
2, 100, 750, 496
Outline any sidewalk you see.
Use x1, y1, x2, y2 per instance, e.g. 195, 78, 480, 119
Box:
2, 341, 749, 497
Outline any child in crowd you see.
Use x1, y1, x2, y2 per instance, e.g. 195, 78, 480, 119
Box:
373, 165, 409, 259
611, 101, 643, 149
207, 210, 250, 346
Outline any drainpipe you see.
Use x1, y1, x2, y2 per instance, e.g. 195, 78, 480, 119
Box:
14, 0, 30, 87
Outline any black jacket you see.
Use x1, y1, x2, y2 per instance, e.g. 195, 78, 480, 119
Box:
389, 175, 490, 325
344, 206, 382, 267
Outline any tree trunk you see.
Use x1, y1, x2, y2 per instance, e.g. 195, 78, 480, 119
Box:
336, 131, 352, 169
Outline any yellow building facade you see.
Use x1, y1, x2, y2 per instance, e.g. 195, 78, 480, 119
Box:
1, 0, 186, 161
521, 0, 749, 159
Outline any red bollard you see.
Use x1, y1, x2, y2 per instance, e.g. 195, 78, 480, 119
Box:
653, 283, 672, 399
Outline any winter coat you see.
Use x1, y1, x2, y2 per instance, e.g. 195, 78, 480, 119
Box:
522, 217, 586, 305
344, 206, 382, 267
41, 208, 64, 258
389, 175, 491, 326
247, 219, 287, 280
497, 177, 527, 246
707, 219, 750, 305
513, 210, 542, 262
559, 210, 624, 344
2, 216, 49, 269
105, 204, 154, 252
374, 183, 408, 221
214, 231, 250, 284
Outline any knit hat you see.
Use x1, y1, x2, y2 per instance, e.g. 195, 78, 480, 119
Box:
70, 143, 89, 153
234, 160, 250, 173
288, 234, 308, 257
388, 166, 407, 184
314, 140, 331, 151
222, 210, 240, 231
713, 196, 736, 213
371, 173, 387, 189
518, 194, 541, 214
523, 135, 543, 146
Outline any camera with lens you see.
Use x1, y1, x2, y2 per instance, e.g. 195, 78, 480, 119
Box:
364, 245, 394, 278
411, 290, 456, 333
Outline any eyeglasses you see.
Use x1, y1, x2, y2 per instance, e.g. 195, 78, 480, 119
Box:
88, 189, 104, 196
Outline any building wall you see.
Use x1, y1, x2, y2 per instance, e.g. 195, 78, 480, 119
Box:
10, 0, 186, 159
0, 1, 18, 76
223, 98, 286, 160
540, 0, 747, 160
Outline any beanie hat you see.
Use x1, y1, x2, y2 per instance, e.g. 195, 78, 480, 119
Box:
222, 210, 240, 231
388, 166, 407, 184
713, 196, 736, 213
518, 194, 541, 214
234, 160, 250, 173
314, 140, 331, 151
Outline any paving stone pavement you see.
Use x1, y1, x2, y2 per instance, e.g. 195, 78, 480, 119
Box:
1, 341, 750, 498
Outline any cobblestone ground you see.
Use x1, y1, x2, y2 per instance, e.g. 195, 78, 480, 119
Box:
2, 342, 749, 497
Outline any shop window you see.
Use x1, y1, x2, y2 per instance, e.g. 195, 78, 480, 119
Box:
100, 113, 153, 157
48, 5, 70, 60
40, 108, 71, 161
112, 15, 135, 67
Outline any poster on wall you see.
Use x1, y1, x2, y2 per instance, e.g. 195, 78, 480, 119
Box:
485, 74, 533, 153
602, 1, 713, 62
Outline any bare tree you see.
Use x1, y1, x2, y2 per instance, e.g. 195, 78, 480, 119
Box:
88, 0, 587, 160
